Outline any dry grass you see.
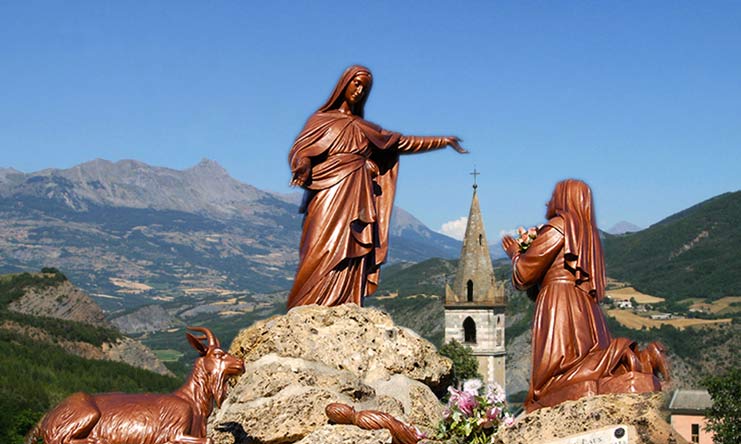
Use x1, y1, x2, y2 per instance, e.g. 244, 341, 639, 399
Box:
183, 287, 238, 296
607, 309, 732, 331
109, 277, 153, 293
375, 292, 399, 300
605, 287, 665, 304
689, 296, 741, 314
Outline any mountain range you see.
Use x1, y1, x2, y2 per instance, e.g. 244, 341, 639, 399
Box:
0, 159, 461, 313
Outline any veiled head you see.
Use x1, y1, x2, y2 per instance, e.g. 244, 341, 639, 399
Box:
317, 65, 373, 117
545, 179, 605, 300
546, 179, 596, 226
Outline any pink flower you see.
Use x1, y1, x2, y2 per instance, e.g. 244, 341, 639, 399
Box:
486, 406, 502, 420
528, 227, 537, 238
503, 413, 515, 427
448, 387, 477, 416
519, 234, 530, 244
517, 226, 526, 236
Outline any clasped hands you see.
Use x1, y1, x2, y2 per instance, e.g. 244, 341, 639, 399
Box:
501, 235, 519, 259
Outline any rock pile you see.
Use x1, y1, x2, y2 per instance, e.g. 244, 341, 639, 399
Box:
494, 392, 686, 444
208, 303, 453, 444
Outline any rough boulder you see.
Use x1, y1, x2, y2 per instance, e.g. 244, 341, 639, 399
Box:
493, 392, 687, 444
208, 303, 452, 444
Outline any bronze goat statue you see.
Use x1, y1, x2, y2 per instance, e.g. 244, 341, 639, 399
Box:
39, 327, 245, 444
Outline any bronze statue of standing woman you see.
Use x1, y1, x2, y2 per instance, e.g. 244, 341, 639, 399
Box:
287, 65, 467, 309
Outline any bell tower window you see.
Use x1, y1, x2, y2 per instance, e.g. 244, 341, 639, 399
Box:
464, 317, 477, 344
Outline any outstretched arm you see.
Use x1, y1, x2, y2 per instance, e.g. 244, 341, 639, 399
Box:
397, 135, 468, 154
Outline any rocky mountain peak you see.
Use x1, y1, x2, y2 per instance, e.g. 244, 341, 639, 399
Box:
607, 220, 643, 235
390, 206, 427, 236
188, 158, 229, 176
5, 158, 268, 218
0, 167, 24, 186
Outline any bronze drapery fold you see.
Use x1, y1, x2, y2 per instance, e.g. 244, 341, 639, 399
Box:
287, 65, 462, 309
509, 180, 668, 412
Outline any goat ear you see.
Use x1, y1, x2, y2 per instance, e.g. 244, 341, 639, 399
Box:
186, 332, 208, 356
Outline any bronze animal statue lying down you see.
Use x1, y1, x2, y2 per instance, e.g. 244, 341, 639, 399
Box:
39, 327, 244, 444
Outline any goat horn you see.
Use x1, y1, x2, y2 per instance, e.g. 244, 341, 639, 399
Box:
187, 326, 220, 348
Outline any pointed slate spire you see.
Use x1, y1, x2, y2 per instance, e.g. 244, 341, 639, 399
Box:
445, 179, 504, 305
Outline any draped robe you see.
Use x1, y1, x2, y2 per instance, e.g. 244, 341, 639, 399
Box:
287, 110, 446, 309
512, 216, 661, 412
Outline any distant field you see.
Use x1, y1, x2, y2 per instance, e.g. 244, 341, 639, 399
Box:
605, 287, 665, 304
689, 296, 741, 314
607, 309, 732, 330
153, 349, 183, 362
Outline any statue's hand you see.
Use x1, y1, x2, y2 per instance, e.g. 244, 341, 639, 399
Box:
290, 158, 311, 187
501, 235, 519, 259
446, 136, 468, 154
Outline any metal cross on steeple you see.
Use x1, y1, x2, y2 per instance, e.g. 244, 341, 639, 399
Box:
470, 167, 480, 189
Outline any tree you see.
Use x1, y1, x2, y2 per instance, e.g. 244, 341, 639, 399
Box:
439, 339, 481, 388
702, 367, 740, 444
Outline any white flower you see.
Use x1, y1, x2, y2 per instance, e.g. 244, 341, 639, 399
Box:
463, 378, 483, 395
485, 383, 506, 404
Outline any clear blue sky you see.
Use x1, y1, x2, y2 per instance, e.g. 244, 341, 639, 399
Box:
1, 1, 739, 239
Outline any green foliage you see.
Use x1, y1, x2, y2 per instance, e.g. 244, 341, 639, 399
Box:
0, 330, 179, 444
504, 287, 533, 346
702, 367, 741, 444
0, 310, 121, 346
376, 258, 458, 297
604, 191, 741, 300
439, 340, 481, 387
652, 299, 691, 315
40, 267, 66, 279
604, 315, 739, 373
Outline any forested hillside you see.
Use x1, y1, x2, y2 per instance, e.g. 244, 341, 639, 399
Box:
604, 191, 741, 300
0, 271, 179, 444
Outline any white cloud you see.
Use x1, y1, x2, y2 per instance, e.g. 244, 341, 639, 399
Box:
439, 216, 468, 240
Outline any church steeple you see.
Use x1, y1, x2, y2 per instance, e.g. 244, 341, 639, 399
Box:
443, 175, 507, 390
445, 177, 504, 305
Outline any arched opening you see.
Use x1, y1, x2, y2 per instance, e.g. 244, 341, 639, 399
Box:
478, 233, 482, 245
463, 317, 476, 344
466, 280, 474, 302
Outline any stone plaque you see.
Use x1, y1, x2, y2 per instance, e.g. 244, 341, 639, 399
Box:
546, 424, 631, 444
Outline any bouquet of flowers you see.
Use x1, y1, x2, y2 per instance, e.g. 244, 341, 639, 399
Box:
515, 225, 541, 252
436, 379, 514, 444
